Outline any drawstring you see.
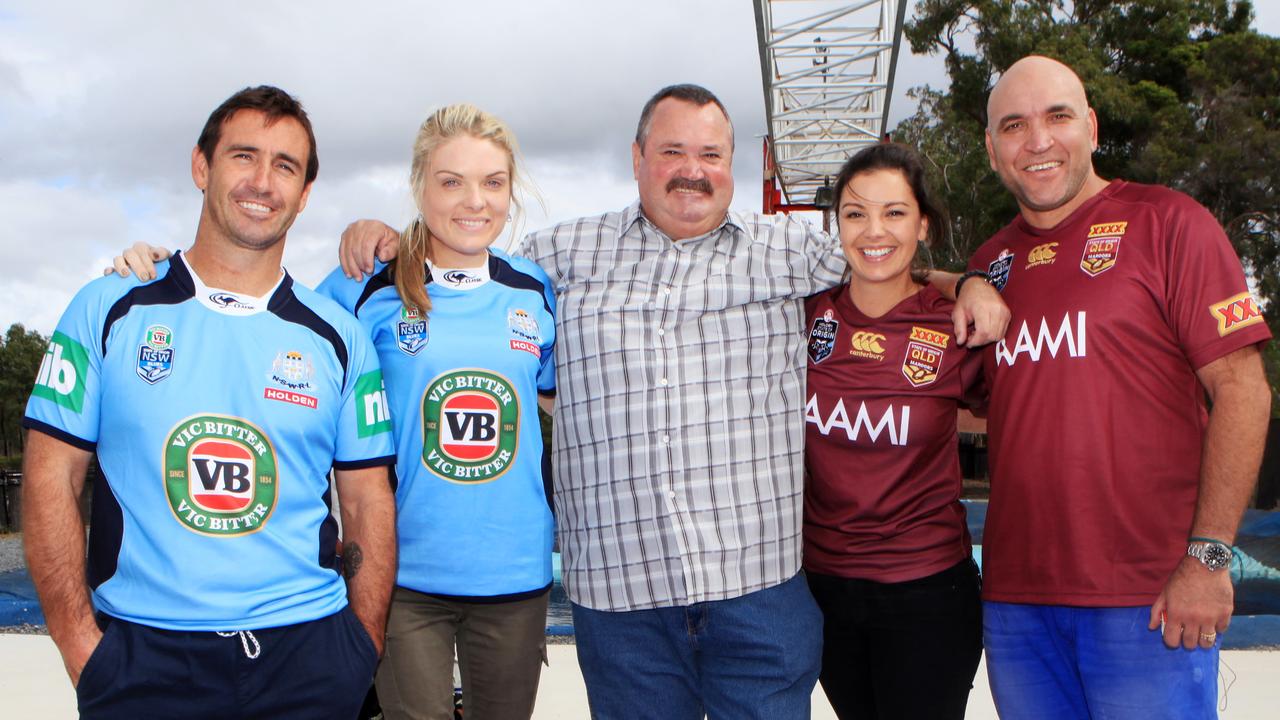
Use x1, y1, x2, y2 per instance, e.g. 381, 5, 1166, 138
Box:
216, 630, 261, 659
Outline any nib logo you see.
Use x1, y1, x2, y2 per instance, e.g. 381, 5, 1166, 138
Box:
33, 332, 90, 413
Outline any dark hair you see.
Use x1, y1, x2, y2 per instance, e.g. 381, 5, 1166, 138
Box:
634, 83, 735, 152
832, 142, 949, 251
196, 86, 318, 185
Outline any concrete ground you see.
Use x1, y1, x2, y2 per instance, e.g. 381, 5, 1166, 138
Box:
1, 634, 1275, 718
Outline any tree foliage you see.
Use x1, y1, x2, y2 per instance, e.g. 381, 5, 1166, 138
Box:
896, 0, 1280, 408
0, 324, 48, 461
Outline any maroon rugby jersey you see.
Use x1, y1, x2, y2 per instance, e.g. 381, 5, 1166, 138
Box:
970, 181, 1271, 606
803, 284, 984, 582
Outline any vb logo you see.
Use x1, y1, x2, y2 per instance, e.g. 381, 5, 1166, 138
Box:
422, 370, 519, 483
164, 415, 277, 536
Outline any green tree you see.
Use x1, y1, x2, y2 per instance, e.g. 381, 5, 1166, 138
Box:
0, 324, 49, 460
897, 0, 1279, 409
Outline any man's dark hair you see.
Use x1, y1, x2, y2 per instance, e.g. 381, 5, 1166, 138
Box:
196, 85, 319, 184
634, 83, 735, 152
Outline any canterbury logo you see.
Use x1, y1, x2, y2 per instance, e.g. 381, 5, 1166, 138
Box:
850, 332, 886, 355
1211, 293, 1264, 336
1026, 242, 1058, 268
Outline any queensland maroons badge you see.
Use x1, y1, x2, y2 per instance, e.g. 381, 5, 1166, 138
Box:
164, 415, 277, 536
421, 369, 519, 483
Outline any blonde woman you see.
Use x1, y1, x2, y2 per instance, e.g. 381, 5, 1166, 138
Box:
317, 104, 555, 720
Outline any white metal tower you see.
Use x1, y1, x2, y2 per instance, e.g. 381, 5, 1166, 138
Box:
754, 0, 907, 214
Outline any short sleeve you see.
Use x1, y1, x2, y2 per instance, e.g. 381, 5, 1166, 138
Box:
23, 280, 113, 450
1162, 196, 1271, 370
537, 266, 557, 395
333, 327, 396, 469
315, 265, 364, 314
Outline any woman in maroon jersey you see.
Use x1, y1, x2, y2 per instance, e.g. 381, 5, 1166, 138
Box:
803, 142, 984, 719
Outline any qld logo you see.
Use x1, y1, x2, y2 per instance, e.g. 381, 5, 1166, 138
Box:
136, 324, 175, 385
164, 415, 277, 536
397, 305, 428, 356
421, 369, 519, 483
901, 326, 949, 388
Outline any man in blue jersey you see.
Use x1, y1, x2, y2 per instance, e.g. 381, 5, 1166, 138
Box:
23, 86, 397, 719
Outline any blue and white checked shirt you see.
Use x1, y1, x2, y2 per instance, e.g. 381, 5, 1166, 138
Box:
517, 201, 844, 611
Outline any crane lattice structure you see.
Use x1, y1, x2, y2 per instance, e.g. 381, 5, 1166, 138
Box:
754, 0, 907, 215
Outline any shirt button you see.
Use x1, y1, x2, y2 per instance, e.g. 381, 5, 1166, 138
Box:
663, 287, 672, 295
668, 490, 677, 500
657, 328, 665, 336
658, 377, 669, 386
661, 434, 671, 444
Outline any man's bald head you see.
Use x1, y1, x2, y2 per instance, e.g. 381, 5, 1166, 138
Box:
987, 55, 1089, 132
983, 55, 1107, 228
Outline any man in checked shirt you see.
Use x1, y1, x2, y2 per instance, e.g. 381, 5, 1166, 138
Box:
320, 84, 1007, 718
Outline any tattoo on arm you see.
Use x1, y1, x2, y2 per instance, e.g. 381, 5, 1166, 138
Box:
342, 541, 364, 581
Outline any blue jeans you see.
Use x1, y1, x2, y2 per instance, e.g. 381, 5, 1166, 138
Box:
984, 602, 1219, 720
570, 572, 823, 720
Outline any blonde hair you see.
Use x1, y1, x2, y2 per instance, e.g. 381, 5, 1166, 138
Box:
393, 103, 530, 315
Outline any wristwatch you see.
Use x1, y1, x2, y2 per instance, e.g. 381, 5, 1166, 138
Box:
1186, 541, 1232, 571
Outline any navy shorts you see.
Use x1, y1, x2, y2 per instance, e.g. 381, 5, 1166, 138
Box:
77, 605, 378, 719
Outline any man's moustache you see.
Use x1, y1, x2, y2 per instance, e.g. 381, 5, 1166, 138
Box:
666, 177, 712, 194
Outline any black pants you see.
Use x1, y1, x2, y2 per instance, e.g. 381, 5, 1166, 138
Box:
807, 559, 983, 720
77, 606, 378, 719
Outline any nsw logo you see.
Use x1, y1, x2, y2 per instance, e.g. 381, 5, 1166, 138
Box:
164, 415, 277, 536
807, 310, 839, 364
136, 324, 175, 385
397, 305, 428, 356
421, 369, 519, 483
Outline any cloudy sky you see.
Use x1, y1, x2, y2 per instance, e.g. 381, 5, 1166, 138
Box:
2, 1, 1277, 335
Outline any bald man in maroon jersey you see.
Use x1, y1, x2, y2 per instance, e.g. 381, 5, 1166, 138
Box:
967, 55, 1272, 720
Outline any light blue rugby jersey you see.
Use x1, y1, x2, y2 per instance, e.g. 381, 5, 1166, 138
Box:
24, 252, 395, 630
317, 248, 556, 598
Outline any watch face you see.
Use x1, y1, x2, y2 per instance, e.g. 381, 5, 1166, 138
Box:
1203, 543, 1231, 570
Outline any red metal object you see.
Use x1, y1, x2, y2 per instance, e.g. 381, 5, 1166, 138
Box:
762, 137, 822, 215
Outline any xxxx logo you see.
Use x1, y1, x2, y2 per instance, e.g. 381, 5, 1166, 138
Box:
901, 326, 949, 388
1025, 242, 1058, 269
164, 415, 277, 536
422, 369, 519, 483
1210, 293, 1264, 336
849, 331, 886, 360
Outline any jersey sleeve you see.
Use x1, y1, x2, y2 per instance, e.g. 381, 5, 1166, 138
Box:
333, 323, 396, 469
1161, 195, 1271, 370
23, 278, 120, 450
315, 265, 367, 314
536, 264, 557, 395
